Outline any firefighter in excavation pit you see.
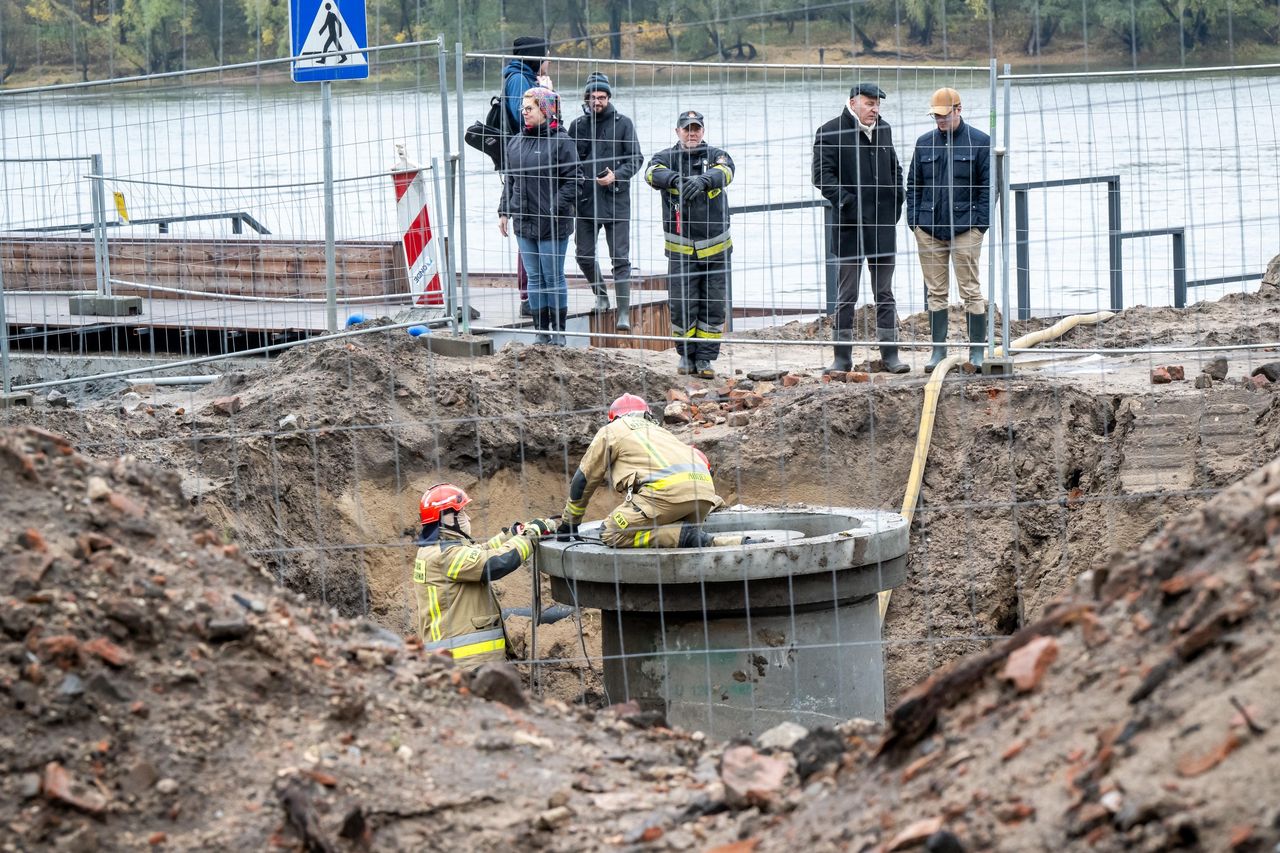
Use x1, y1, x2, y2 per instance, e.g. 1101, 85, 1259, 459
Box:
556, 394, 758, 548
412, 484, 556, 666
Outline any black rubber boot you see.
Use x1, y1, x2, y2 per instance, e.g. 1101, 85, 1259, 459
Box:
877, 327, 910, 374
520, 300, 533, 318
695, 359, 715, 380
968, 312, 987, 368
553, 307, 569, 347
923, 309, 950, 374
614, 280, 632, 331
534, 308, 552, 345
823, 328, 853, 374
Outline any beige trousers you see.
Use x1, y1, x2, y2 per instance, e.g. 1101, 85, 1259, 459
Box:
599, 494, 719, 548
914, 226, 986, 314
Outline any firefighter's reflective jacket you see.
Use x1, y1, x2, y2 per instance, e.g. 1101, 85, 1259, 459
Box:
412, 528, 536, 666
562, 414, 722, 522
645, 142, 735, 260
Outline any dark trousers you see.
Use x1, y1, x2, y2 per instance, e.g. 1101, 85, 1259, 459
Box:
668, 254, 729, 362
574, 219, 632, 287
833, 254, 897, 334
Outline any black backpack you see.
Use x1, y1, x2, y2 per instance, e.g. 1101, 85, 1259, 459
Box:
465, 95, 515, 171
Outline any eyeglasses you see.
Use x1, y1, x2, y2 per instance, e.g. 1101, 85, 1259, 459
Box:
521, 105, 538, 113
587, 94, 609, 102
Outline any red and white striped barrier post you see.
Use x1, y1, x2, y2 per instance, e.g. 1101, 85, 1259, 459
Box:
390, 145, 443, 307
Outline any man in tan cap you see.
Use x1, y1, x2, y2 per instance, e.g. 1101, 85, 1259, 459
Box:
907, 87, 992, 371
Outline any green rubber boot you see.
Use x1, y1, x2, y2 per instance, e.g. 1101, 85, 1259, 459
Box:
923, 309, 949, 374
968, 312, 987, 369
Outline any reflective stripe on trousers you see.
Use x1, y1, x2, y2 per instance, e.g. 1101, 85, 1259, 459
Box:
422, 626, 505, 659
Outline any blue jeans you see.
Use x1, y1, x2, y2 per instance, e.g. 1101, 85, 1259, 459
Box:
516, 235, 569, 312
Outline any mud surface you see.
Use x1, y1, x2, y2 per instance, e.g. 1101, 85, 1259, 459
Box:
3, 289, 1280, 849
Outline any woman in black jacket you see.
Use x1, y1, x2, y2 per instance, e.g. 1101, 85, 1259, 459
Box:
499, 87, 583, 345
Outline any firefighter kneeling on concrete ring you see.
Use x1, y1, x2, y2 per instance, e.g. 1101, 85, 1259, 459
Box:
556, 394, 763, 548
412, 484, 556, 667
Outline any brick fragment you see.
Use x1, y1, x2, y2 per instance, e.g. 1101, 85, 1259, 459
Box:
84, 637, 132, 667
211, 395, 242, 415
1164, 365, 1185, 381
43, 762, 108, 814
18, 527, 47, 551
781, 374, 800, 387
886, 816, 944, 850
847, 372, 870, 383
1150, 367, 1172, 384
999, 635, 1059, 693
665, 389, 689, 403
1176, 732, 1240, 777
1001, 738, 1028, 761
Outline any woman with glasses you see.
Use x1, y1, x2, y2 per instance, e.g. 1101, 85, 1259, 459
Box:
498, 87, 583, 346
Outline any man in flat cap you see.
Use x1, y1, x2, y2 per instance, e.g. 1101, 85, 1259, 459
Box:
812, 82, 908, 374
907, 87, 992, 371
646, 110, 736, 379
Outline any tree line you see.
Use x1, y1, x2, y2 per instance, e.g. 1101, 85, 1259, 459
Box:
1, 0, 1277, 83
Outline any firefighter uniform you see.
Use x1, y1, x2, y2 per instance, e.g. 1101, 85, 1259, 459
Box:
412, 528, 537, 666
562, 414, 723, 548
645, 131, 735, 371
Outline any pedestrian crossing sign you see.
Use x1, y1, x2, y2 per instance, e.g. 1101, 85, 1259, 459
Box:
289, 0, 369, 82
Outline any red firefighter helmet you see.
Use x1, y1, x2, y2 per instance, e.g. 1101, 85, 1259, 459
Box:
608, 393, 650, 421
694, 448, 710, 471
419, 483, 471, 525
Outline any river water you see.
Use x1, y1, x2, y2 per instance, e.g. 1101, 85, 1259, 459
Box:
3, 67, 1277, 319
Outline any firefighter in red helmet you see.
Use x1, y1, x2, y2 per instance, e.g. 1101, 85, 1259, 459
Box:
412, 483, 556, 666
557, 394, 756, 548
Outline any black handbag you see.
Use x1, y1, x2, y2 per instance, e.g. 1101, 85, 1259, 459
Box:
464, 96, 510, 171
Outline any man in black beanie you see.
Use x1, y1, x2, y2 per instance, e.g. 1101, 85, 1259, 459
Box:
502, 36, 551, 131
568, 71, 643, 331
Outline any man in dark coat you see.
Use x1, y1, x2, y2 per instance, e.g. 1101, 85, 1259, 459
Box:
812, 82, 908, 374
646, 110, 735, 379
907, 87, 992, 372
568, 72, 643, 330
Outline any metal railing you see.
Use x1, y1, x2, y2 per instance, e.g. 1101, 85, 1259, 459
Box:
15, 210, 271, 235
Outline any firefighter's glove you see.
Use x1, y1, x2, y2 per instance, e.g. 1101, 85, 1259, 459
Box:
524, 518, 557, 538
680, 176, 706, 199
555, 519, 581, 542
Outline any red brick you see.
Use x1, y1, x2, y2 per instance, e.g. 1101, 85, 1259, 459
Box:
1000, 635, 1059, 693
1150, 367, 1172, 384
825, 371, 847, 382
1165, 365, 1185, 381
781, 374, 800, 387
847, 372, 870, 383
665, 389, 689, 403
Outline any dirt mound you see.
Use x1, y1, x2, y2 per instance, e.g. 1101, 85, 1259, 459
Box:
0, 425, 746, 851
745, 449, 1280, 852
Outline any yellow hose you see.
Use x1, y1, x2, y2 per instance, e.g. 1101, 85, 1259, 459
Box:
878, 311, 1115, 622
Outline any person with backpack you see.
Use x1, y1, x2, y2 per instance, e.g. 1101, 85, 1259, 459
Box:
500, 37, 553, 319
